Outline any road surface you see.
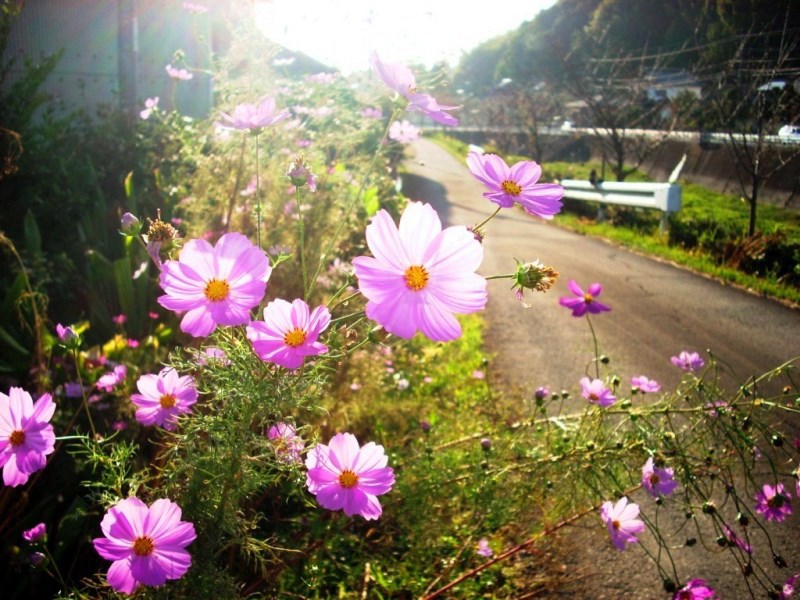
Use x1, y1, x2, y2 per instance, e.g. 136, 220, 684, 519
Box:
401, 137, 800, 599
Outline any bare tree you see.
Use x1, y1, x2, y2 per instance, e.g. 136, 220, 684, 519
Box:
702, 21, 800, 235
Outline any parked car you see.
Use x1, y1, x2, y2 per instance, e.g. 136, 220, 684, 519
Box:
778, 124, 800, 140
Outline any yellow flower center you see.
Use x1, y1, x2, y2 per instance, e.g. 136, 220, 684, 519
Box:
583, 293, 594, 303
501, 180, 522, 196
132, 536, 155, 556
9, 430, 25, 447
159, 394, 176, 409
338, 469, 359, 489
283, 328, 307, 348
204, 279, 230, 302
404, 265, 429, 291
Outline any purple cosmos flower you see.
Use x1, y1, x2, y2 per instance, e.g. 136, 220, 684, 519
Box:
535, 386, 550, 399
165, 64, 193, 80
217, 98, 290, 131
55, 323, 79, 344
671, 351, 705, 372
247, 299, 331, 370
673, 579, 717, 599
580, 377, 616, 408
466, 152, 563, 219
754, 483, 792, 522
352, 202, 487, 342
641, 457, 678, 497
130, 368, 198, 430
0, 388, 56, 487
22, 522, 46, 542
267, 422, 304, 463
305, 432, 395, 520
558, 280, 611, 317
389, 120, 421, 144
476, 538, 493, 557
139, 97, 159, 120
158, 232, 272, 338
64, 382, 84, 398
630, 375, 661, 393
96, 365, 127, 392
782, 574, 799, 599
370, 51, 459, 126
93, 497, 196, 595
600, 497, 645, 550
722, 523, 752, 554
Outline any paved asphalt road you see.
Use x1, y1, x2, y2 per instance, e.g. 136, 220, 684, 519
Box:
401, 138, 800, 598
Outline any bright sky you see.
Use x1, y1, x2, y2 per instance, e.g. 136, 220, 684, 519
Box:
254, 0, 557, 74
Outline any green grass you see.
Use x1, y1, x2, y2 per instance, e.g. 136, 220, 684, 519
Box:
429, 134, 800, 306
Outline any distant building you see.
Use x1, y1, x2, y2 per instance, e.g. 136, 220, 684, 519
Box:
645, 70, 702, 102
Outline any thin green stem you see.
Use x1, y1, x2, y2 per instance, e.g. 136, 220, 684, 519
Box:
295, 186, 308, 298
306, 107, 403, 299
472, 206, 502, 233
254, 133, 262, 249
72, 349, 96, 438
585, 314, 601, 379
41, 545, 67, 590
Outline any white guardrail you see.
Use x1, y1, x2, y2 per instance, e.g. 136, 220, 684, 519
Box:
558, 179, 681, 232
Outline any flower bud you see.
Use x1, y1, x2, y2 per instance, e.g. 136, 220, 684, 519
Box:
119, 212, 142, 236
287, 155, 317, 192
511, 259, 559, 304
480, 437, 491, 450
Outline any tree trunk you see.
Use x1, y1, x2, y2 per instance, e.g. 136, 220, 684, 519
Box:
748, 179, 759, 236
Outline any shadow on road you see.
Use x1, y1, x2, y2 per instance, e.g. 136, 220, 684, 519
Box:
400, 172, 453, 225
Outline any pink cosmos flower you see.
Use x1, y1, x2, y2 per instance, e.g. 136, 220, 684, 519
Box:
182, 1, 208, 13
0, 387, 56, 487
535, 386, 550, 399
370, 51, 459, 126
600, 497, 645, 550
217, 98, 290, 131
267, 422, 304, 463
158, 232, 271, 337
113, 314, 127, 325
630, 375, 661, 393
466, 152, 563, 219
130, 368, 198, 430
306, 72, 336, 84
196, 347, 231, 367
673, 579, 717, 599
476, 538, 493, 557
361, 107, 383, 119
722, 523, 752, 554
352, 202, 487, 342
580, 377, 616, 407
389, 120, 421, 144
305, 432, 395, 520
246, 299, 331, 370
96, 365, 127, 392
641, 457, 678, 497
559, 280, 611, 317
671, 351, 705, 373
22, 522, 46, 542
93, 497, 196, 595
782, 574, 799, 599
754, 483, 792, 522
240, 175, 258, 197
139, 97, 159, 120
165, 64, 193, 81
